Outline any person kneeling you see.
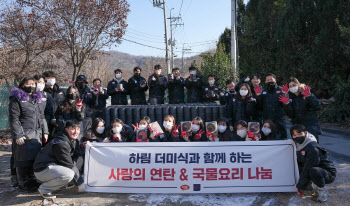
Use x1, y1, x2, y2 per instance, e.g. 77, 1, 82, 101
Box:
291, 124, 336, 202
33, 120, 84, 199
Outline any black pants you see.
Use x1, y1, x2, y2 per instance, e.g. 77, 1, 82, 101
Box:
274, 119, 287, 140
309, 167, 335, 188
16, 166, 35, 186
10, 144, 16, 176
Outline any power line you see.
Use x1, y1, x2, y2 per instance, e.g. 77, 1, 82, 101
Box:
127, 28, 164, 38
124, 34, 164, 44
126, 30, 164, 41
121, 38, 165, 51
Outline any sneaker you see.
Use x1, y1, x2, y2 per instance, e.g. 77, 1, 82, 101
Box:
311, 182, 318, 197
316, 186, 328, 202
38, 188, 56, 199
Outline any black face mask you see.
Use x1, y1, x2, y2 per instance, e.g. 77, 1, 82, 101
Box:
134, 73, 141, 78
266, 82, 276, 91
77, 82, 86, 89
68, 93, 78, 100
293, 136, 306, 144
23, 86, 36, 94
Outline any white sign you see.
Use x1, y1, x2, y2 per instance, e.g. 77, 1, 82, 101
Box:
84, 140, 299, 193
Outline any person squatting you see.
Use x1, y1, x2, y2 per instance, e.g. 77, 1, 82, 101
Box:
9, 66, 335, 202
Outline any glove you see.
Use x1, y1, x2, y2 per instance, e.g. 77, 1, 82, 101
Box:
220, 92, 224, 96
247, 131, 255, 139
254, 86, 262, 95
16, 137, 26, 145
297, 189, 303, 197
152, 76, 156, 81
113, 134, 121, 142
150, 131, 159, 140
132, 123, 139, 132
195, 129, 205, 140
172, 125, 180, 136
244, 76, 250, 82
282, 83, 289, 93
103, 138, 110, 143
43, 134, 48, 144
183, 135, 190, 142
76, 99, 83, 111
301, 85, 311, 97
278, 94, 290, 104
176, 76, 180, 80
180, 131, 187, 137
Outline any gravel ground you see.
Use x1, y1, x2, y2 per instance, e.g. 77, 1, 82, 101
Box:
1, 150, 349, 206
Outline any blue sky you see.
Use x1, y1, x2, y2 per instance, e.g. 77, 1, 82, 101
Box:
111, 0, 234, 58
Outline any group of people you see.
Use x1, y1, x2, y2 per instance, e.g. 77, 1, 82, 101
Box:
8, 66, 336, 202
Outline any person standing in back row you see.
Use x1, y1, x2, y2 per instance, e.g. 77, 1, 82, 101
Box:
168, 68, 185, 104
107, 69, 129, 106
148, 65, 168, 104
185, 66, 203, 103
128, 67, 148, 105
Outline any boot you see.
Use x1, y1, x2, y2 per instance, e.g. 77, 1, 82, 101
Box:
316, 186, 328, 202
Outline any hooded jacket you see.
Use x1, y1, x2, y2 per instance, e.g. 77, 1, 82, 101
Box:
128, 75, 148, 105
296, 133, 337, 189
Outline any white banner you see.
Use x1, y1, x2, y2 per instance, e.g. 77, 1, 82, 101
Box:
84, 140, 299, 193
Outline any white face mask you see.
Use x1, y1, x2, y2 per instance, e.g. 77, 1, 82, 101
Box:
115, 74, 122, 79
190, 71, 196, 75
237, 129, 247, 138
96, 126, 105, 134
262, 127, 272, 135
155, 70, 161, 75
240, 90, 248, 96
209, 80, 215, 85
191, 124, 200, 132
163, 121, 173, 130
139, 124, 147, 130
218, 125, 227, 133
46, 79, 56, 86
113, 126, 123, 134
36, 83, 45, 92
289, 86, 299, 93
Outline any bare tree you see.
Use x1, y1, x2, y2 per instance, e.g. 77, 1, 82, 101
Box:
20, 0, 130, 80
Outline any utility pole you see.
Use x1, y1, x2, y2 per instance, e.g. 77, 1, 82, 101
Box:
153, 0, 171, 75
182, 44, 191, 71
168, 9, 183, 70
231, 0, 238, 82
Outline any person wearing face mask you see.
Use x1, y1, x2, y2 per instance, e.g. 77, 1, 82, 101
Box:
34, 120, 85, 199
232, 120, 248, 141
33, 75, 53, 146
185, 66, 203, 103
74, 75, 93, 118
161, 115, 180, 142
43, 71, 65, 141
180, 117, 207, 142
279, 77, 321, 142
55, 86, 85, 140
217, 117, 234, 141
254, 73, 287, 139
90, 78, 109, 119
226, 83, 256, 127
107, 119, 134, 142
203, 75, 221, 103
128, 67, 148, 105
131, 116, 159, 142
9, 77, 45, 192
290, 124, 336, 202
260, 120, 281, 140
107, 69, 129, 106
168, 68, 185, 104
80, 118, 106, 157
220, 80, 236, 105
148, 65, 168, 104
